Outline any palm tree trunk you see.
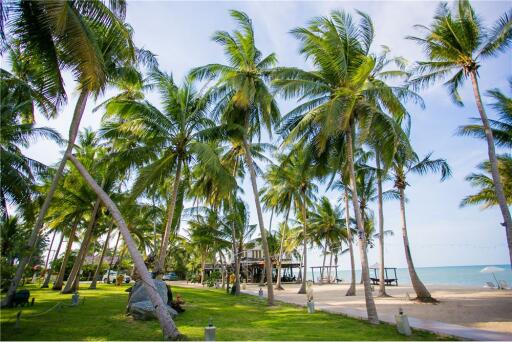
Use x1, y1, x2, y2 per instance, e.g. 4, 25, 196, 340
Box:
275, 205, 291, 290
1, 189, 8, 221
155, 158, 183, 275
53, 216, 80, 290
62, 197, 101, 294
328, 248, 333, 283
42, 231, 64, 288
2, 89, 89, 307
116, 244, 126, 273
242, 133, 274, 305
376, 153, 388, 297
298, 191, 308, 294
235, 241, 242, 289
344, 188, 356, 296
469, 71, 512, 267
200, 254, 206, 285
89, 221, 114, 289
398, 186, 434, 302
346, 125, 379, 324
106, 231, 121, 283
321, 243, 327, 280
229, 163, 241, 295
44, 230, 57, 272
67, 153, 182, 340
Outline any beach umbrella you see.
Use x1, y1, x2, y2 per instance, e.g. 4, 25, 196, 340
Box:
480, 266, 504, 288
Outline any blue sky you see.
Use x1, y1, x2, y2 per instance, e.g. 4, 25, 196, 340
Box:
18, 1, 512, 269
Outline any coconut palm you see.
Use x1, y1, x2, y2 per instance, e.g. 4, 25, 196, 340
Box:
279, 148, 318, 294
408, 0, 512, 265
103, 71, 233, 274
457, 81, 512, 149
0, 93, 61, 220
190, 10, 280, 304
273, 10, 414, 322
188, 209, 231, 284
260, 157, 296, 290
308, 197, 346, 282
461, 154, 512, 208
2, 3, 136, 307
390, 144, 451, 302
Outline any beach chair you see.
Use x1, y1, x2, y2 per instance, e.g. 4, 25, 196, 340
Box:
499, 280, 510, 290
484, 281, 498, 289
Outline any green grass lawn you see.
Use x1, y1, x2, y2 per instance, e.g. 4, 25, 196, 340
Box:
0, 283, 450, 341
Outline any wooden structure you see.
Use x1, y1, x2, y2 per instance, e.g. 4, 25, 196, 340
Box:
369, 266, 398, 286
310, 266, 342, 284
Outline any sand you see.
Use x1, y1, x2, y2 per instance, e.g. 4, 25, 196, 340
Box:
173, 281, 512, 335
245, 282, 512, 334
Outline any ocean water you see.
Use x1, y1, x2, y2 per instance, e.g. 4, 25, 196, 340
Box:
308, 264, 512, 287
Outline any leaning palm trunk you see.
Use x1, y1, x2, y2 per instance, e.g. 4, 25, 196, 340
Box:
242, 133, 274, 305
275, 206, 291, 290
89, 221, 114, 289
2, 89, 90, 307
469, 71, 512, 267
53, 216, 80, 290
298, 192, 308, 294
106, 231, 121, 283
155, 158, 183, 275
376, 153, 388, 297
62, 197, 101, 294
68, 154, 182, 340
398, 187, 434, 302
43, 230, 57, 272
346, 126, 379, 324
344, 188, 356, 296
42, 231, 65, 288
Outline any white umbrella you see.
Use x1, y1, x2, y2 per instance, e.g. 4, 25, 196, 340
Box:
480, 266, 505, 288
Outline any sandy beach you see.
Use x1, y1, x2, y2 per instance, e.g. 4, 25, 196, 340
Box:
174, 281, 512, 335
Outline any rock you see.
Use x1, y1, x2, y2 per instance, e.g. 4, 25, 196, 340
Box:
129, 300, 178, 320
127, 279, 178, 320
129, 279, 169, 304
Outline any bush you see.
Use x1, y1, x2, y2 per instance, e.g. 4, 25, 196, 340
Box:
206, 270, 221, 287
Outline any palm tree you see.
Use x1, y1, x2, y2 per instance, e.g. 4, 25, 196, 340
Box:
260, 156, 295, 290
0, 92, 61, 219
457, 81, 512, 149
391, 144, 451, 302
308, 197, 345, 282
2, 2, 136, 307
68, 149, 182, 340
461, 155, 512, 208
103, 71, 233, 274
188, 209, 230, 284
408, 0, 512, 265
277, 149, 318, 293
273, 10, 411, 323
191, 10, 280, 305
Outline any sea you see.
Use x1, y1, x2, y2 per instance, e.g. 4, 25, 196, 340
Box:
309, 264, 512, 287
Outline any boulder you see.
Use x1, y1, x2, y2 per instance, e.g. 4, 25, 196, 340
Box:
127, 279, 178, 320
129, 300, 178, 320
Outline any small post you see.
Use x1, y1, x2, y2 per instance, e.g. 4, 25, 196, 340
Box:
258, 287, 263, 298
306, 281, 315, 313
15, 311, 21, 329
205, 317, 216, 341
71, 292, 80, 306
31, 297, 35, 307
395, 307, 412, 336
